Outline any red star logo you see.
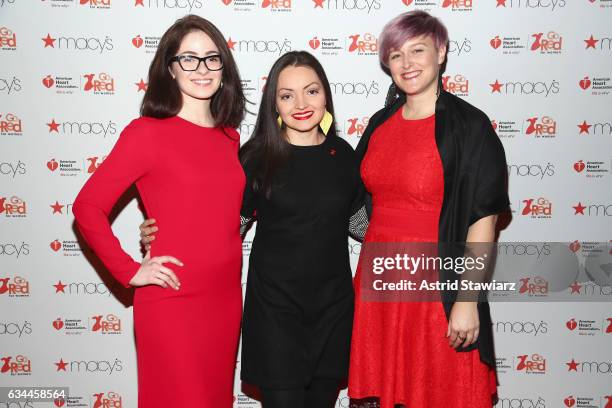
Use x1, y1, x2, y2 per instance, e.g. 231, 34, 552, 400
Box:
566, 358, 579, 371
313, 0, 325, 7
55, 359, 68, 371
54, 281, 67, 293
135, 79, 148, 92
47, 119, 60, 133
569, 281, 582, 294
573, 202, 586, 215
50, 201, 65, 214
584, 35, 598, 49
42, 33, 56, 48
490, 79, 503, 93
135, 0, 144, 5
496, 0, 506, 6
227, 37, 236, 50
577, 120, 592, 135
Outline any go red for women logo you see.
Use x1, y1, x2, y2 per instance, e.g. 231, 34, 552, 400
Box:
521, 197, 552, 218
0, 196, 27, 218
0, 276, 30, 297
525, 116, 556, 138
0, 113, 22, 136
346, 117, 370, 137
261, 0, 291, 11
442, 74, 469, 96
1, 355, 32, 375
0, 27, 17, 50
530, 31, 563, 53
516, 353, 546, 374
347, 33, 378, 55
441, 0, 472, 11
93, 391, 123, 408
92, 314, 122, 334
83, 73, 115, 95
79, 0, 111, 8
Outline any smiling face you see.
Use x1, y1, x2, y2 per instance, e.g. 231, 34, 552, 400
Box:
169, 30, 223, 102
275, 65, 326, 134
387, 34, 446, 97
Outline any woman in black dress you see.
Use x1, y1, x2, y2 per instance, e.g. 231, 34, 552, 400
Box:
140, 51, 367, 408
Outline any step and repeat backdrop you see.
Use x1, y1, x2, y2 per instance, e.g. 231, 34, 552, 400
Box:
1, 1, 611, 407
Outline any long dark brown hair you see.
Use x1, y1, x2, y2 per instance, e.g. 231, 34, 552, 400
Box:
140, 15, 245, 128
239, 51, 337, 198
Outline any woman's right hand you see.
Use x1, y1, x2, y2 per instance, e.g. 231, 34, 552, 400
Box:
139, 218, 158, 251
129, 251, 182, 290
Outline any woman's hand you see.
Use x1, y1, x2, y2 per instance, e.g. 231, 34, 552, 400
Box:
446, 301, 479, 349
139, 218, 158, 251
129, 251, 182, 290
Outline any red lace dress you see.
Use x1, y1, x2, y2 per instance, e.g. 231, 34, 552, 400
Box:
348, 109, 497, 408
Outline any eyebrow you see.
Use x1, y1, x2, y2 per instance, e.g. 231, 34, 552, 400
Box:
278, 82, 320, 92
178, 50, 220, 55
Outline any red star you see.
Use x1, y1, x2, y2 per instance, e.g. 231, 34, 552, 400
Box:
313, 0, 325, 7
50, 201, 65, 214
577, 120, 592, 135
55, 359, 68, 371
584, 35, 598, 49
47, 119, 60, 133
227, 37, 236, 51
490, 79, 503, 93
54, 281, 67, 293
134, 0, 144, 5
135, 79, 148, 92
566, 358, 579, 371
573, 202, 586, 215
496, 0, 506, 6
42, 33, 56, 48
569, 281, 583, 294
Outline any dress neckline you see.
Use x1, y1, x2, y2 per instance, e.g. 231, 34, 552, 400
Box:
172, 115, 215, 129
396, 108, 435, 123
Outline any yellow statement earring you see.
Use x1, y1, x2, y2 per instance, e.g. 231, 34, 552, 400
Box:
277, 115, 283, 127
319, 110, 333, 136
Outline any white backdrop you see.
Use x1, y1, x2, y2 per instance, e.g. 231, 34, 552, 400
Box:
1, 1, 611, 407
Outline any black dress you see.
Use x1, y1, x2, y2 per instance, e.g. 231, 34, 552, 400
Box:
240, 134, 367, 389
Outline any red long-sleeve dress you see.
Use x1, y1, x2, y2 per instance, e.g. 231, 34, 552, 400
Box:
73, 116, 244, 407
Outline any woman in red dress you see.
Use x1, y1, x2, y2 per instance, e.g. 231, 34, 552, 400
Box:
349, 11, 510, 408
72, 15, 246, 407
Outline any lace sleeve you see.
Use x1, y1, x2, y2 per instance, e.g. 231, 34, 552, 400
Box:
348, 205, 368, 242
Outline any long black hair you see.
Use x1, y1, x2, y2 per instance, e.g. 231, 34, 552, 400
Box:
239, 51, 337, 198
140, 15, 245, 128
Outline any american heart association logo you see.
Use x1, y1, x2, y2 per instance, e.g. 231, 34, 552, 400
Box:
52, 318, 64, 330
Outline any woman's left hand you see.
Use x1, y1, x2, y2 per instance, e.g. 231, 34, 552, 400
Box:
446, 301, 479, 349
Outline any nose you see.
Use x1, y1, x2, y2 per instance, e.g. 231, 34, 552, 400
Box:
402, 53, 413, 69
294, 93, 307, 110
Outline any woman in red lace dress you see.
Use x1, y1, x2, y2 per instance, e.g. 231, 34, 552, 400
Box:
349, 11, 510, 408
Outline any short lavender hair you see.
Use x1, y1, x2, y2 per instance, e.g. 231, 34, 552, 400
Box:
379, 11, 449, 67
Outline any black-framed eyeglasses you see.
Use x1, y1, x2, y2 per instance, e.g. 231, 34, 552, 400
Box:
168, 54, 223, 72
